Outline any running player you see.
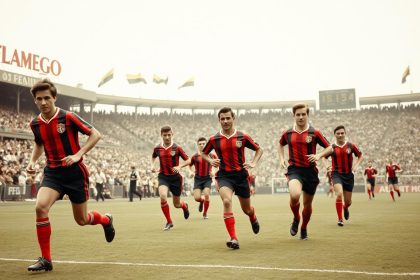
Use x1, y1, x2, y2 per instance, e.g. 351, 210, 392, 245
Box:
151, 126, 190, 230
323, 125, 363, 226
201, 107, 263, 249
386, 160, 402, 201
364, 161, 377, 199
26, 79, 115, 272
278, 103, 331, 240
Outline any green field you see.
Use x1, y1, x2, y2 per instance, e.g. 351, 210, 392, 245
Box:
1, 193, 419, 279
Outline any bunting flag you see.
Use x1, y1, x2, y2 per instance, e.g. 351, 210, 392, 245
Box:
401, 66, 410, 84
153, 74, 168, 85
98, 69, 114, 87
178, 77, 194, 89
126, 73, 147, 84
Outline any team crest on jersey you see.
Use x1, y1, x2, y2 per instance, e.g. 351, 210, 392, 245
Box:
305, 136, 312, 143
171, 151, 176, 156
57, 123, 66, 134
236, 140, 242, 148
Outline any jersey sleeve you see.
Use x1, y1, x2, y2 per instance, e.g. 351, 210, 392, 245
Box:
189, 154, 195, 166
244, 133, 260, 151
279, 130, 288, 146
178, 146, 189, 160
152, 147, 158, 158
68, 112, 93, 135
351, 143, 362, 157
29, 120, 42, 145
202, 137, 214, 154
315, 129, 330, 148
364, 168, 367, 175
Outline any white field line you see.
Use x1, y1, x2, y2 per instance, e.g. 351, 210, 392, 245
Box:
1, 258, 419, 276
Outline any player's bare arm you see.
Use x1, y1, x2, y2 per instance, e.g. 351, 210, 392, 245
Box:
200, 152, 220, 168
150, 157, 158, 173
277, 143, 287, 169
61, 128, 102, 166
26, 142, 44, 174
352, 154, 364, 172
243, 147, 263, 170
307, 145, 333, 163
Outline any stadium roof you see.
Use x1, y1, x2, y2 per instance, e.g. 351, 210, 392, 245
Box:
359, 93, 420, 105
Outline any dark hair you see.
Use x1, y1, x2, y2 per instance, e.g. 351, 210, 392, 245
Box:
197, 137, 207, 143
292, 103, 309, 115
218, 107, 235, 119
31, 79, 57, 98
334, 125, 346, 133
160, 125, 172, 134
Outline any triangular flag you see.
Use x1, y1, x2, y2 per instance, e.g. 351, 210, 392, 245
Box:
402, 66, 410, 84
126, 73, 147, 84
153, 74, 168, 85
98, 69, 114, 87
178, 77, 194, 89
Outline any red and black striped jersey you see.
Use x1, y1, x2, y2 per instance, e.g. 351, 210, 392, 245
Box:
29, 108, 93, 168
202, 130, 260, 172
152, 143, 188, 176
279, 126, 330, 167
364, 167, 377, 179
386, 164, 400, 178
189, 152, 217, 177
327, 142, 362, 174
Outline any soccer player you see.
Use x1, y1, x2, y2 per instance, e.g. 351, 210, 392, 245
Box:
278, 103, 331, 240
179, 137, 217, 219
201, 107, 263, 250
26, 79, 115, 272
364, 161, 377, 199
129, 165, 142, 201
323, 125, 363, 226
386, 160, 402, 201
151, 126, 190, 230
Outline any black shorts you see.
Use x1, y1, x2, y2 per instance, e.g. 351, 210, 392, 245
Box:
215, 170, 250, 198
194, 176, 212, 190
286, 166, 319, 196
332, 171, 354, 192
388, 177, 398, 185
367, 178, 376, 187
41, 162, 89, 204
158, 174, 183, 197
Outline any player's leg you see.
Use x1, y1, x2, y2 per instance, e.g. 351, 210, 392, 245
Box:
394, 183, 401, 197
193, 188, 204, 212
389, 183, 395, 201
300, 191, 314, 240
202, 186, 211, 218
334, 183, 344, 225
343, 190, 352, 221
71, 201, 114, 242
288, 179, 302, 236
219, 186, 239, 248
171, 179, 189, 219
159, 185, 173, 229
366, 181, 372, 199
238, 196, 259, 234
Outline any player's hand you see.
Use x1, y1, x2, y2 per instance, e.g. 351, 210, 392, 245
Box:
279, 161, 287, 170
172, 166, 181, 174
26, 161, 36, 175
188, 171, 194, 178
243, 162, 256, 170
61, 154, 81, 166
210, 158, 220, 168
151, 167, 157, 173
307, 154, 319, 163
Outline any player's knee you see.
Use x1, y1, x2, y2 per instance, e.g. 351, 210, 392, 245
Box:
74, 216, 89, 226
222, 197, 232, 208
194, 196, 202, 202
35, 204, 49, 217
204, 195, 210, 201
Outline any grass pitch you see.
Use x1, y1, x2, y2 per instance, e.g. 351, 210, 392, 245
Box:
1, 193, 419, 279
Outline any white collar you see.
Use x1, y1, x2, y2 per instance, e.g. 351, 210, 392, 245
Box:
219, 129, 237, 139
293, 124, 309, 134
334, 141, 348, 148
161, 142, 173, 150
39, 108, 60, 124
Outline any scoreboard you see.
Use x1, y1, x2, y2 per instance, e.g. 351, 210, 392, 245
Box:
319, 88, 356, 110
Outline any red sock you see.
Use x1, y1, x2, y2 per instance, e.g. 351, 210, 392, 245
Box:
335, 198, 343, 220
396, 190, 401, 196
390, 190, 395, 201
301, 207, 312, 230
36, 217, 52, 261
87, 211, 110, 225
367, 189, 372, 199
196, 197, 204, 203
223, 212, 237, 240
290, 201, 300, 221
180, 201, 188, 210
161, 201, 172, 223
203, 201, 210, 215
247, 206, 257, 222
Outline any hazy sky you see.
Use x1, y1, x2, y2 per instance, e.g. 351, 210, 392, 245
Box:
1, 0, 419, 102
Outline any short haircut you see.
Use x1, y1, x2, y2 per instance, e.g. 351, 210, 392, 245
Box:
218, 107, 235, 118
31, 79, 57, 98
197, 137, 207, 143
292, 103, 309, 115
160, 125, 172, 134
334, 125, 346, 133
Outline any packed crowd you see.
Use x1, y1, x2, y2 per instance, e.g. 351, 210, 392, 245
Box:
0, 104, 419, 200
